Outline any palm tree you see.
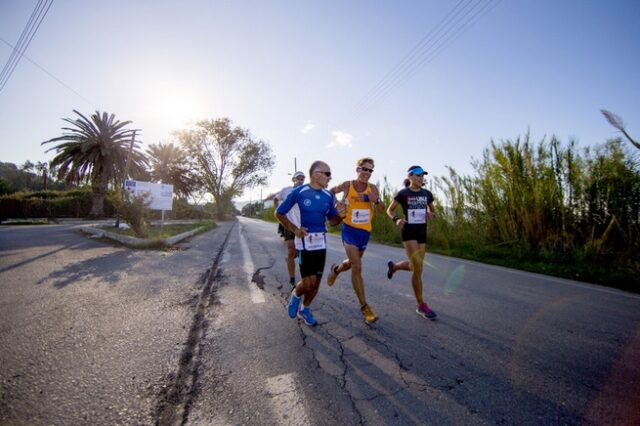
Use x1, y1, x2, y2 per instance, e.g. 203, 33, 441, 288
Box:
146, 142, 197, 199
42, 110, 147, 217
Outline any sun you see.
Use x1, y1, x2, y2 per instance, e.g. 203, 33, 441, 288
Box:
156, 89, 202, 130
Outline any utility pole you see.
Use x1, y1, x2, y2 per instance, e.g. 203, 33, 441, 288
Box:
115, 130, 137, 228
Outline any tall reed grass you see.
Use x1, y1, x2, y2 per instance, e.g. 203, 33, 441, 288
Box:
425, 134, 639, 289
259, 135, 639, 289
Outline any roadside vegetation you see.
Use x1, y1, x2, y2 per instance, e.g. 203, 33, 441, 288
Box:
249, 130, 639, 292
1, 111, 275, 225
105, 221, 216, 239
3, 107, 637, 290
423, 135, 638, 291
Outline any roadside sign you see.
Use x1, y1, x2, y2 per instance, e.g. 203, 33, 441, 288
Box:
124, 180, 173, 211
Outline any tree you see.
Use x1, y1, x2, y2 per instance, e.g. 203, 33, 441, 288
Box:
35, 161, 48, 190
42, 110, 147, 217
20, 160, 36, 189
21, 160, 35, 173
146, 142, 197, 199
601, 109, 640, 150
177, 118, 275, 219
0, 177, 13, 196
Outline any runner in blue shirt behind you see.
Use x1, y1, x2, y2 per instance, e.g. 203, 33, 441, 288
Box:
275, 160, 346, 326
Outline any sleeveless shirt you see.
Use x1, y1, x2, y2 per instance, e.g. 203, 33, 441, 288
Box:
344, 181, 374, 232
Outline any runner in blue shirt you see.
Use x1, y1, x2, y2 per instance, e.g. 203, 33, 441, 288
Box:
275, 160, 346, 326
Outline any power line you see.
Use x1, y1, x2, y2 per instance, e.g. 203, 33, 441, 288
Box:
354, 0, 500, 122
345, 0, 498, 125
334, 0, 501, 129
346, 0, 473, 121
0, 36, 95, 108
0, 0, 54, 92
0, 0, 45, 85
0, 0, 95, 108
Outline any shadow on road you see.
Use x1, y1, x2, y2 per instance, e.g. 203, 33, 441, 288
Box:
0, 242, 89, 274
37, 249, 136, 289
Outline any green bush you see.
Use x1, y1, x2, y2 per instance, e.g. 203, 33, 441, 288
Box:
134, 199, 215, 221
119, 192, 151, 237
0, 187, 115, 218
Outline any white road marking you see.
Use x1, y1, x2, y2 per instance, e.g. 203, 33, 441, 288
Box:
265, 373, 309, 425
239, 224, 265, 304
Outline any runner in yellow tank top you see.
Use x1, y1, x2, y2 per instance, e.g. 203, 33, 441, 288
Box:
328, 157, 385, 324
343, 180, 374, 232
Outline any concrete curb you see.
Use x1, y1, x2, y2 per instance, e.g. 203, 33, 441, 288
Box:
80, 225, 206, 248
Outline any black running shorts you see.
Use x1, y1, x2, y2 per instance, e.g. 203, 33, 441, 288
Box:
282, 229, 295, 241
298, 249, 327, 278
401, 225, 427, 244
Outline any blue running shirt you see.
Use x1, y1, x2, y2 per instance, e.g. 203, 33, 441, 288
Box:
276, 184, 339, 233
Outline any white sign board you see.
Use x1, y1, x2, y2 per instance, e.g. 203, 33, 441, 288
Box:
124, 180, 173, 211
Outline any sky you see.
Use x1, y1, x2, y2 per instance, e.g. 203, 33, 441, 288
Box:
1, 0, 639, 203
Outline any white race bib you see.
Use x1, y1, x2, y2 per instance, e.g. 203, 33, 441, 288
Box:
295, 232, 326, 251
350, 208, 371, 224
407, 208, 426, 224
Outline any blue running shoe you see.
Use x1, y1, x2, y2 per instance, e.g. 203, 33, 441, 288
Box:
287, 291, 301, 318
297, 307, 317, 326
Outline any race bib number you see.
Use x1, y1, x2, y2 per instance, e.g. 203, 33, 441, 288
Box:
299, 232, 326, 251
351, 208, 371, 224
407, 208, 426, 224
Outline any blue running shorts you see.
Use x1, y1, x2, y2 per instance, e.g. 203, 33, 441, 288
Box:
341, 223, 371, 251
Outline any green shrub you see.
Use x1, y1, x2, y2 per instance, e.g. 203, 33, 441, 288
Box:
119, 192, 151, 238
0, 187, 114, 218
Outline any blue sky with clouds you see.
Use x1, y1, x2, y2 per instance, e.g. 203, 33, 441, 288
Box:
1, 0, 638, 201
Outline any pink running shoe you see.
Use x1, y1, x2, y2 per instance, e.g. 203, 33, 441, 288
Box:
416, 302, 437, 320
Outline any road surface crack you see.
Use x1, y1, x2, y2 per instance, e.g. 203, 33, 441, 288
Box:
153, 223, 235, 426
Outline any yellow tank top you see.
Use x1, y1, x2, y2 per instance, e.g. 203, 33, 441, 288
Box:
344, 181, 374, 232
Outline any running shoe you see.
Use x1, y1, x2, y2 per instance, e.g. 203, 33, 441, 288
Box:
386, 261, 395, 280
361, 304, 378, 324
327, 264, 339, 287
287, 291, 301, 318
297, 307, 317, 326
416, 302, 437, 320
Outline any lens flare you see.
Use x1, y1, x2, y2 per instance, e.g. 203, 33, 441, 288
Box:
444, 264, 465, 296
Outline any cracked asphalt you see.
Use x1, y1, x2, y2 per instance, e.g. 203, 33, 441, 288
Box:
193, 217, 640, 425
0, 221, 232, 425
1, 218, 640, 425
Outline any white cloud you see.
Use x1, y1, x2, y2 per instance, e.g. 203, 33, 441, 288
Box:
301, 120, 315, 134
327, 131, 353, 148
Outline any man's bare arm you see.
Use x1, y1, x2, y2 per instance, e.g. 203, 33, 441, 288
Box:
370, 184, 385, 212
330, 181, 349, 196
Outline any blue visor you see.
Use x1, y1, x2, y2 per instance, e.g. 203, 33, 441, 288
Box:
408, 166, 427, 175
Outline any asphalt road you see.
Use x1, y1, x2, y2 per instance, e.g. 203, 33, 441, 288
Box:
0, 221, 232, 425
1, 218, 639, 425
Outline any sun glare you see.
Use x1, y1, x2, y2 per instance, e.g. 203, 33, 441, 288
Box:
156, 90, 202, 130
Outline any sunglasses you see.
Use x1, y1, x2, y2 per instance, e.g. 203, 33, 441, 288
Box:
359, 167, 374, 173
314, 170, 332, 177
